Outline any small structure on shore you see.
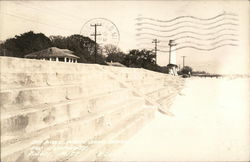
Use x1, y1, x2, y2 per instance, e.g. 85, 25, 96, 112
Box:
25, 47, 79, 63
167, 40, 178, 76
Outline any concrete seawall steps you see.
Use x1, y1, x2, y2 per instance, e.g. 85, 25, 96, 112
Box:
99, 65, 185, 119
156, 93, 179, 112
0, 76, 124, 112
1, 97, 148, 161
0, 57, 99, 73
1, 88, 133, 138
1, 97, 142, 147
101, 66, 165, 80
64, 107, 155, 162
146, 86, 173, 99
105, 66, 185, 115
0, 72, 110, 91
0, 56, 184, 161
97, 65, 165, 112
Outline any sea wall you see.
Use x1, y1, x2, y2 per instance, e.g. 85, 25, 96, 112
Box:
0, 56, 184, 161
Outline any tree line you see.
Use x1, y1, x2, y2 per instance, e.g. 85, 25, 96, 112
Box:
0, 31, 180, 74
0, 31, 106, 64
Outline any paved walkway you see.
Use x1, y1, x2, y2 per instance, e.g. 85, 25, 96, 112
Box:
108, 78, 250, 161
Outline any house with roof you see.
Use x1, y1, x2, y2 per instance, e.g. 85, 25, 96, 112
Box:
24, 47, 79, 63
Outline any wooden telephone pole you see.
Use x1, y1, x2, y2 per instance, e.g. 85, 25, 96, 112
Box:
181, 56, 186, 67
152, 39, 160, 65
91, 23, 102, 63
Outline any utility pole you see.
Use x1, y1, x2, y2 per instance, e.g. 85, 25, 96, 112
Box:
181, 56, 186, 67
91, 23, 102, 63
152, 39, 160, 65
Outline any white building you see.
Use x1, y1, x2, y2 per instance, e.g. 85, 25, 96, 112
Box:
25, 47, 79, 63
167, 40, 178, 76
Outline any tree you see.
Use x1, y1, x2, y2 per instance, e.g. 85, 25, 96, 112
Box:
49, 35, 68, 49
181, 66, 193, 75
50, 34, 106, 64
103, 44, 121, 56
0, 42, 5, 56
192, 70, 207, 75
119, 48, 169, 74
104, 44, 126, 63
106, 52, 126, 63
123, 49, 155, 68
1, 31, 52, 57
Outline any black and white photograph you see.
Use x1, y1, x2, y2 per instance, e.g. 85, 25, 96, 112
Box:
0, 0, 249, 161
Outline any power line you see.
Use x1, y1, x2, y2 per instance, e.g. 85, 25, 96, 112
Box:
40, 4, 88, 22
0, 12, 76, 32
1, 2, 89, 34
91, 23, 102, 63
14, 2, 86, 23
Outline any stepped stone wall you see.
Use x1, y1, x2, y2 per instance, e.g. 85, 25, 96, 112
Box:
101, 66, 185, 114
0, 57, 184, 162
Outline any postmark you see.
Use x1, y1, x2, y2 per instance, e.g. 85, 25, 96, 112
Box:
80, 18, 120, 46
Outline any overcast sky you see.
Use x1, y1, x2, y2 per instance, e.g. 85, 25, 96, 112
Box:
0, 1, 249, 74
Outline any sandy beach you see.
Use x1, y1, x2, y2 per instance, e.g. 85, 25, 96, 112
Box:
108, 77, 250, 161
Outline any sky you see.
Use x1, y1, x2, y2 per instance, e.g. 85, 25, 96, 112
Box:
0, 0, 249, 74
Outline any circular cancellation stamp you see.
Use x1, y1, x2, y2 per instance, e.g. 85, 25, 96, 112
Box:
80, 18, 120, 46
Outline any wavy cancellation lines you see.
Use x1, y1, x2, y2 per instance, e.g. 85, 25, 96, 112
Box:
137, 44, 238, 53
136, 23, 237, 33
138, 39, 238, 48
135, 17, 238, 28
136, 34, 238, 42
136, 12, 239, 52
136, 12, 238, 24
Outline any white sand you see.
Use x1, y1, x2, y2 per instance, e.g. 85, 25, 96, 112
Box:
108, 77, 250, 161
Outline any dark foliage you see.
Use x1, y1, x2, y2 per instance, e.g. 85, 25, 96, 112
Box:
192, 70, 207, 75
122, 49, 169, 74
104, 44, 126, 63
179, 66, 193, 75
50, 34, 106, 64
0, 31, 175, 72
122, 49, 155, 68
0, 31, 52, 57
0, 31, 107, 64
